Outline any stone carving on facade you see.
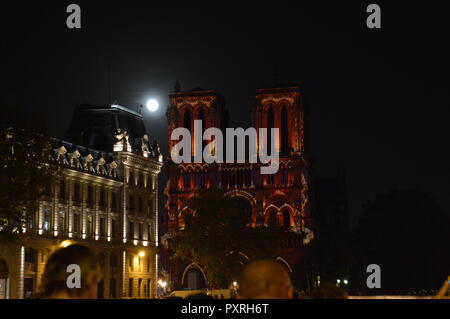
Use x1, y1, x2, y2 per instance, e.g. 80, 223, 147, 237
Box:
71, 149, 81, 167
141, 134, 150, 158
96, 157, 106, 174
84, 153, 94, 171
152, 140, 163, 162
114, 128, 132, 152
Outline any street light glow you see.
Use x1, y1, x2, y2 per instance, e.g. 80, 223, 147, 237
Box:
60, 240, 72, 248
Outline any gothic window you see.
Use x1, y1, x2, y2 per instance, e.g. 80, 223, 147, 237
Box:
280, 164, 288, 186
267, 105, 275, 155
267, 210, 278, 227
183, 110, 192, 158
282, 209, 291, 229
267, 173, 275, 185
183, 109, 191, 131
197, 109, 205, 152
281, 106, 289, 154
184, 170, 192, 189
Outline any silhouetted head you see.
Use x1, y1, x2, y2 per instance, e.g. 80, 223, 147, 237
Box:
312, 282, 348, 299
186, 292, 214, 299
238, 259, 293, 299
40, 244, 100, 299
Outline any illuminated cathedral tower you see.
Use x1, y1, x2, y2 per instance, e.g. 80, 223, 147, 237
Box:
162, 86, 313, 291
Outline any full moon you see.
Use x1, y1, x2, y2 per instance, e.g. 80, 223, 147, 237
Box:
146, 99, 159, 112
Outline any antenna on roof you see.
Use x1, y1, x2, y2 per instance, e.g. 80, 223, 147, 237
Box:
108, 60, 112, 105
174, 80, 181, 92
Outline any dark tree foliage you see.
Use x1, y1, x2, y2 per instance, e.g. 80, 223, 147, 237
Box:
0, 100, 59, 241
310, 228, 351, 287
350, 189, 450, 295
171, 188, 280, 288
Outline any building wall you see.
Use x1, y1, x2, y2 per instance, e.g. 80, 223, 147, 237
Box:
0, 146, 162, 299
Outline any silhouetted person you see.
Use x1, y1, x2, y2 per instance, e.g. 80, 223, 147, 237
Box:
40, 244, 100, 299
312, 282, 348, 299
237, 259, 293, 299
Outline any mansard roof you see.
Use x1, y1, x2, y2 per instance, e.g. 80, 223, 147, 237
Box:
64, 103, 149, 153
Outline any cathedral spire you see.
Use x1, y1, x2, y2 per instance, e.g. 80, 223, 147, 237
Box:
174, 80, 181, 92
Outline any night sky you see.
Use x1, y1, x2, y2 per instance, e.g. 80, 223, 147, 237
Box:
2, 1, 450, 227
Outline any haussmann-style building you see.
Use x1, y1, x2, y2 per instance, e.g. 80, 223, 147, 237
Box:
0, 103, 163, 299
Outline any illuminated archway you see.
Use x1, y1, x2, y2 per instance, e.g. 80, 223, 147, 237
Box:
181, 263, 207, 290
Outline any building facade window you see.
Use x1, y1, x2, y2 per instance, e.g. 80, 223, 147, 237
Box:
147, 199, 152, 217
59, 180, 66, 200
99, 217, 105, 237
27, 212, 35, 230
109, 279, 116, 299
138, 223, 143, 241
87, 214, 93, 236
138, 197, 143, 214
128, 278, 133, 297
43, 208, 51, 231
87, 185, 94, 207
99, 188, 105, 208
128, 221, 134, 239
111, 192, 118, 211
111, 218, 116, 238
73, 183, 81, 203
128, 195, 134, 211
138, 278, 142, 297
58, 211, 65, 233
73, 213, 80, 233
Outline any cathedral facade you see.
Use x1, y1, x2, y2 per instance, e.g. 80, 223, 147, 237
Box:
163, 86, 314, 291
